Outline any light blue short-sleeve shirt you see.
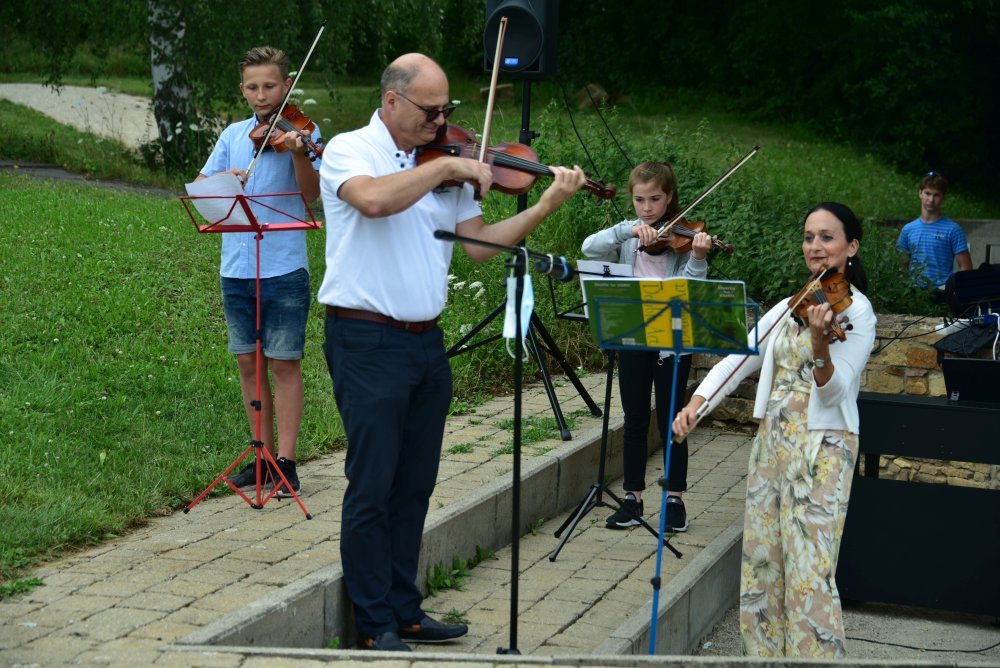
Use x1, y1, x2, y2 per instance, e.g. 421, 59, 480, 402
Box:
896, 216, 969, 288
200, 116, 322, 279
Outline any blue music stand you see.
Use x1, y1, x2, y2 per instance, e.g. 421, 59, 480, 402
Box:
588, 278, 758, 655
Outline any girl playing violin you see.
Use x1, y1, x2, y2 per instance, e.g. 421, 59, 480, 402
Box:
581, 161, 712, 532
195, 46, 322, 498
673, 202, 876, 658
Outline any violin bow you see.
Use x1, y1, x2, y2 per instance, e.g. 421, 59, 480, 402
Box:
244, 21, 327, 184
640, 144, 760, 251
677, 268, 832, 439
478, 16, 508, 165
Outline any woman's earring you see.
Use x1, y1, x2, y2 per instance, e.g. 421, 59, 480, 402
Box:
848, 256, 853, 267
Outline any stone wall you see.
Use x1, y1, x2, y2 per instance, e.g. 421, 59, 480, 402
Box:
688, 312, 999, 490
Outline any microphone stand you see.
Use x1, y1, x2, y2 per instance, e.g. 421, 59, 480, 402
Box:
433, 230, 593, 654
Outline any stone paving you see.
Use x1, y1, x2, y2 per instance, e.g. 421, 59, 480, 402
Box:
0, 372, 755, 666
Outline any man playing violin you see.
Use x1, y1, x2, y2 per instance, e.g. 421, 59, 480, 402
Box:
317, 52, 585, 652
197, 45, 322, 499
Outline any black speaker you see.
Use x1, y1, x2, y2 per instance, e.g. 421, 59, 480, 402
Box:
484, 0, 558, 80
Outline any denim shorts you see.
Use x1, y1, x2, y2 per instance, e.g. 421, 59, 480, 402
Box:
221, 267, 310, 360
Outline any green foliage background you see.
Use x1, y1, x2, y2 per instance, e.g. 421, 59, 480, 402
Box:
1, 1, 997, 189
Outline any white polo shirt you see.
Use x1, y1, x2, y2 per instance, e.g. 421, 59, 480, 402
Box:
317, 110, 482, 321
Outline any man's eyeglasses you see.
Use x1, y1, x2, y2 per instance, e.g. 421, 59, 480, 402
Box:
394, 91, 457, 122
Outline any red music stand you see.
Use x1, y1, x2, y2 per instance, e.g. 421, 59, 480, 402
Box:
179, 185, 321, 518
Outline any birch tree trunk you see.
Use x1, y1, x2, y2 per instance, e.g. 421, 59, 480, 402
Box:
149, 0, 195, 172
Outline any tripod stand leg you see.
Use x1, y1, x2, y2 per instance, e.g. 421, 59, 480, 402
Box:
549, 350, 617, 561
184, 445, 255, 512
529, 313, 601, 418
549, 483, 603, 561
446, 302, 504, 357
524, 324, 573, 440
447, 299, 599, 440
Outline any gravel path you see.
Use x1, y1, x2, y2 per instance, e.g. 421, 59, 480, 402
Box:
0, 82, 158, 147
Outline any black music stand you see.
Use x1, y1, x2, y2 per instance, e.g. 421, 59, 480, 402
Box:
179, 183, 319, 518
582, 277, 757, 654
548, 347, 682, 561
435, 230, 585, 654
549, 262, 681, 561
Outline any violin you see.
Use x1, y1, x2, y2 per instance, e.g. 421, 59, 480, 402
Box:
643, 216, 734, 255
248, 104, 324, 161
415, 125, 616, 200
790, 268, 853, 342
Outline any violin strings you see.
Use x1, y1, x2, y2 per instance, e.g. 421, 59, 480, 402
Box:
483, 145, 550, 175
458, 139, 549, 175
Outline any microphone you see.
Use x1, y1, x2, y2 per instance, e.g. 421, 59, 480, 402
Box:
534, 255, 576, 282
433, 230, 457, 241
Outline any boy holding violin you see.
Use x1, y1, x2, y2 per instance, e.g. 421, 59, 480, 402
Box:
196, 45, 322, 498
581, 161, 712, 532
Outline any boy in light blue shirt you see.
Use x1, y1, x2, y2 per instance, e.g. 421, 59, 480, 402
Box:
896, 172, 972, 288
196, 45, 321, 497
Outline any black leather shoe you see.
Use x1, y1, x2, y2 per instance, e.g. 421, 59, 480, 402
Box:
399, 615, 469, 643
360, 631, 411, 651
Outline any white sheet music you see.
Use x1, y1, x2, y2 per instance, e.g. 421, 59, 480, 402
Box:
184, 173, 252, 226
577, 259, 633, 319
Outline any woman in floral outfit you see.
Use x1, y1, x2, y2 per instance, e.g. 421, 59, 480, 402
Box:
673, 202, 876, 657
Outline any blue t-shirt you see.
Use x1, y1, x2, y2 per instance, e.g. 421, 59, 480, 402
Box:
200, 115, 322, 279
896, 216, 969, 288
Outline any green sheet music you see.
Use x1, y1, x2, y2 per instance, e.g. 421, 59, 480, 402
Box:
584, 277, 750, 352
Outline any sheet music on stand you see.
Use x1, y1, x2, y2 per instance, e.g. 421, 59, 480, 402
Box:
181, 172, 322, 233
584, 276, 757, 356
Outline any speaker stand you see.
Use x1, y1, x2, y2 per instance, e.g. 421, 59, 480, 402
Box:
448, 80, 601, 440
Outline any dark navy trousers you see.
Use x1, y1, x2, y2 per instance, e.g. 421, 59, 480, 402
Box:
617, 349, 690, 493
323, 314, 452, 637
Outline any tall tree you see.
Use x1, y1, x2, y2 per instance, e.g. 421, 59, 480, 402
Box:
149, 0, 195, 173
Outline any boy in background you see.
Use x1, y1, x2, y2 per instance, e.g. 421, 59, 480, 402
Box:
897, 172, 972, 289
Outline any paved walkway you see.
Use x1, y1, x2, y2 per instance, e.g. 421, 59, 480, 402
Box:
0, 372, 756, 666
0, 83, 158, 147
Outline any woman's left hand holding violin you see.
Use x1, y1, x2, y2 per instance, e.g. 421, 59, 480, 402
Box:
804, 301, 835, 386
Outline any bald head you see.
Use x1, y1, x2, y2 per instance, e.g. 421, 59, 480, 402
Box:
381, 53, 447, 97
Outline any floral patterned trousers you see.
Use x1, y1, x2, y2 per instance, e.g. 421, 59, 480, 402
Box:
739, 322, 859, 657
